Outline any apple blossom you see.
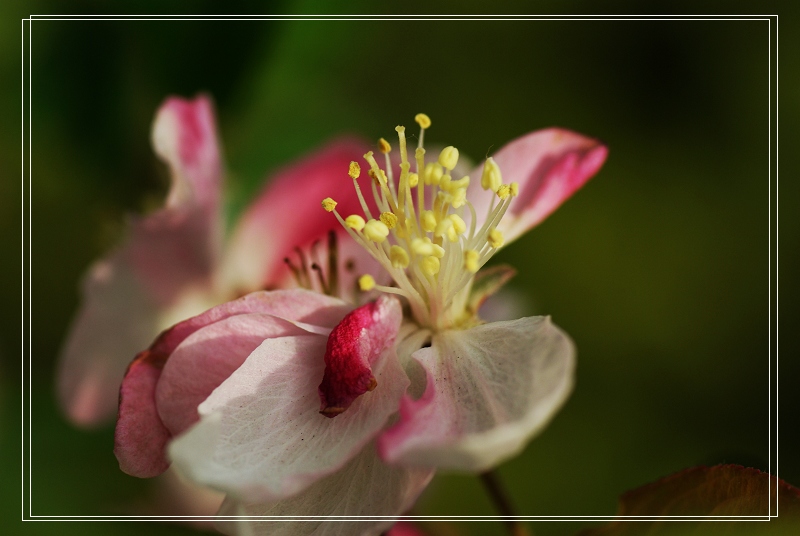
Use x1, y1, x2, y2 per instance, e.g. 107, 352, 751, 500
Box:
115, 113, 606, 535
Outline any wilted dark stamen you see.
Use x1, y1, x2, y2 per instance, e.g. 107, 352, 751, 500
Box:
310, 263, 329, 295
327, 230, 338, 298
283, 257, 304, 288
294, 247, 312, 288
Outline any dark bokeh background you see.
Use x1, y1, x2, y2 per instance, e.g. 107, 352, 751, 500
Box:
2, 2, 798, 535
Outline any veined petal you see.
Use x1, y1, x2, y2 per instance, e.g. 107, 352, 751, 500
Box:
215, 444, 433, 536
220, 138, 375, 293
152, 289, 352, 356
378, 316, 575, 472
58, 96, 225, 427
156, 314, 314, 437
467, 128, 608, 244
168, 307, 408, 501
115, 289, 350, 477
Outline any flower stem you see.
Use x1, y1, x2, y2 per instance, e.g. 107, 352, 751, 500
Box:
479, 470, 532, 536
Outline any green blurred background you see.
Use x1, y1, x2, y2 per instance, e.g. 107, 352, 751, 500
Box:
2, 1, 797, 535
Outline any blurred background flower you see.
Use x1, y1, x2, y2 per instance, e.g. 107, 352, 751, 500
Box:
2, 2, 797, 536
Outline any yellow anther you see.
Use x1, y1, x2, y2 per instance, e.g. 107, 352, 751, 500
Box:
488, 228, 505, 248
415, 147, 426, 159
420, 210, 437, 233
438, 146, 459, 171
411, 237, 435, 257
450, 188, 467, 208
424, 162, 444, 185
464, 249, 480, 273
435, 218, 460, 242
408, 173, 419, 187
380, 211, 398, 229
449, 214, 467, 234
434, 217, 452, 238
510, 182, 519, 197
364, 219, 390, 242
345, 214, 366, 231
321, 198, 337, 212
389, 245, 410, 268
421, 256, 440, 276
348, 161, 361, 179
431, 243, 445, 258
378, 138, 392, 154
481, 157, 502, 192
450, 176, 470, 191
358, 274, 376, 291
497, 184, 511, 200
439, 174, 452, 191
415, 113, 431, 129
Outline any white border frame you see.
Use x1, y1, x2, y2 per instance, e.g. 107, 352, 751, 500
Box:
20, 13, 780, 525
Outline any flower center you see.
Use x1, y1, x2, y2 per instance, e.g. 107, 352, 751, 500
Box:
322, 114, 518, 331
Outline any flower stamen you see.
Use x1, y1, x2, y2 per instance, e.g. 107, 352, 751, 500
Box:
322, 114, 516, 330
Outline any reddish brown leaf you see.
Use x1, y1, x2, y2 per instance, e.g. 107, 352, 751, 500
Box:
580, 465, 800, 536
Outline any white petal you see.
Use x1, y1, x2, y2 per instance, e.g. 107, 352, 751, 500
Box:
215, 444, 433, 536
379, 316, 575, 472
169, 332, 409, 501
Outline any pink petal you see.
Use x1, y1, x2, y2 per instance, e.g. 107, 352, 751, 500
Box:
220, 138, 376, 293
467, 128, 608, 244
215, 444, 433, 536
114, 347, 172, 477
115, 289, 351, 477
318, 296, 403, 417
378, 316, 575, 472
58, 95, 225, 427
152, 289, 353, 356
155, 314, 312, 437
169, 300, 407, 502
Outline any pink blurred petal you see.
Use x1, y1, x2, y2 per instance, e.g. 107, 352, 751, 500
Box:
467, 128, 608, 244
220, 138, 375, 293
151, 95, 222, 209
115, 289, 351, 477
319, 296, 403, 417
169, 315, 409, 502
129, 94, 225, 303
378, 316, 575, 472
58, 96, 225, 427
58, 259, 169, 426
215, 444, 433, 536
151, 468, 225, 523
387, 522, 427, 536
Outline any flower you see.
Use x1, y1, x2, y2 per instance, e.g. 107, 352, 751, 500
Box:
58, 95, 373, 427
115, 114, 607, 535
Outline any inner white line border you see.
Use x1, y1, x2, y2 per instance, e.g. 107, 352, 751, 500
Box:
20, 13, 780, 524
